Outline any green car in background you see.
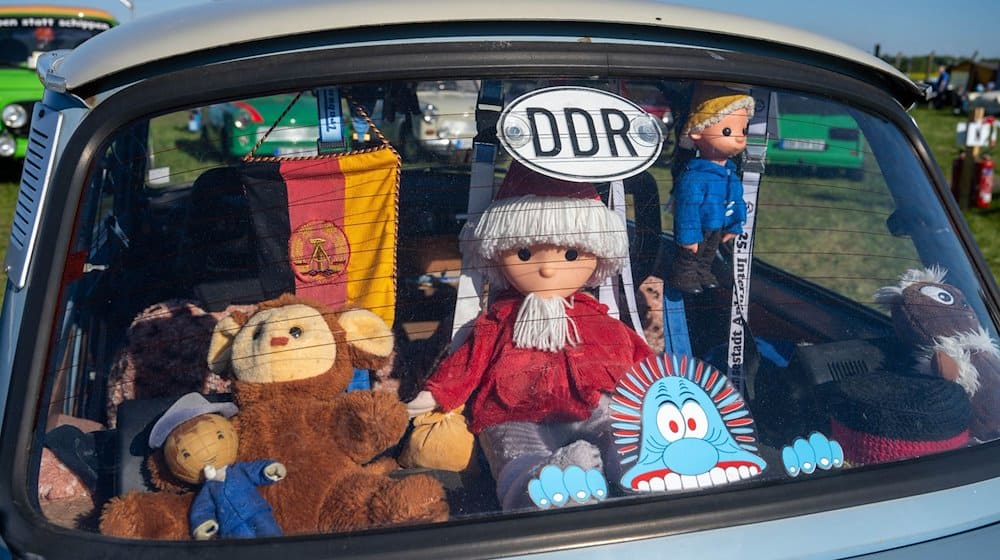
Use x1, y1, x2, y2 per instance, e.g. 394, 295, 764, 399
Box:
767, 92, 866, 180
0, 6, 116, 159
200, 91, 370, 160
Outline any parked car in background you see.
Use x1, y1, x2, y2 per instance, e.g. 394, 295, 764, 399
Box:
199, 93, 323, 159
619, 79, 673, 132
2, 1, 1000, 559
967, 89, 1000, 116
411, 79, 479, 158
765, 92, 865, 179
0, 5, 115, 160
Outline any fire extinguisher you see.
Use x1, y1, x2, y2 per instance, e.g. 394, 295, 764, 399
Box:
977, 155, 994, 208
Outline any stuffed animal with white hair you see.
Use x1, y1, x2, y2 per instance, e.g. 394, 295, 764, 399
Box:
875, 266, 1000, 440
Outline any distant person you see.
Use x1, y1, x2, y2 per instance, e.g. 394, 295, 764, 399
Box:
936, 65, 951, 94
933, 65, 951, 109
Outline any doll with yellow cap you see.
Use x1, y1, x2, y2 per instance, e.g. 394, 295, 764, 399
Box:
670, 85, 755, 294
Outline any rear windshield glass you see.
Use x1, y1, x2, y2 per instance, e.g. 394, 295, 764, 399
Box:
34, 76, 1000, 540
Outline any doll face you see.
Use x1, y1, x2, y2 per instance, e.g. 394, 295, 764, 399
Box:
690, 107, 750, 163
498, 243, 597, 299
163, 414, 239, 484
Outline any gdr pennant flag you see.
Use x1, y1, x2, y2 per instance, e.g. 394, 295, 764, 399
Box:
240, 148, 399, 326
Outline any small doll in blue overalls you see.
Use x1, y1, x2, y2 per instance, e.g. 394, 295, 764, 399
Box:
149, 392, 286, 540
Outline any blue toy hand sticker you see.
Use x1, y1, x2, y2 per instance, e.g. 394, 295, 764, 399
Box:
781, 432, 844, 477
612, 354, 766, 492
528, 465, 608, 508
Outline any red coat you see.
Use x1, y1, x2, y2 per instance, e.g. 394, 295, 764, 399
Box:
425, 291, 654, 433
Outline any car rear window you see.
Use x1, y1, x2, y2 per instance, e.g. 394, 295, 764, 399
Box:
30, 74, 1000, 544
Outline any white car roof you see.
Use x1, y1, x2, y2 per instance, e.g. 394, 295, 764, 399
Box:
54, 0, 915, 98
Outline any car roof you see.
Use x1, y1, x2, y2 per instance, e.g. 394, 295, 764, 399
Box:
52, 0, 917, 102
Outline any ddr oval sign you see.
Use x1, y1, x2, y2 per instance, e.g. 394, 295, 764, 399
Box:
497, 86, 663, 183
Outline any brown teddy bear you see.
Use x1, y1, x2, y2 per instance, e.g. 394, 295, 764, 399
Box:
100, 294, 448, 538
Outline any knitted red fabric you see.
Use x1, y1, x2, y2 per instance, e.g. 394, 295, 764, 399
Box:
831, 418, 969, 464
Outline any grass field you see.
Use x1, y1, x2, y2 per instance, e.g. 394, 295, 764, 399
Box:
910, 105, 1000, 278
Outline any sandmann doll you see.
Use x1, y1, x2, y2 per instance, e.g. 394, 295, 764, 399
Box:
669, 85, 754, 294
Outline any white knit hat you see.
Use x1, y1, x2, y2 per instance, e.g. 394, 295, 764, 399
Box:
461, 162, 628, 289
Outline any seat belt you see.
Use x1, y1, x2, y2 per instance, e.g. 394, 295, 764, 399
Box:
727, 90, 775, 395
662, 286, 693, 356
451, 80, 504, 350
599, 179, 647, 342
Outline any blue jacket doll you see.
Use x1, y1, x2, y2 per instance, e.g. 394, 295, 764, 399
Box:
673, 158, 746, 247
146, 392, 287, 540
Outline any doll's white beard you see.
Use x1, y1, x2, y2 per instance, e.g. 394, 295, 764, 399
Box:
512, 293, 581, 351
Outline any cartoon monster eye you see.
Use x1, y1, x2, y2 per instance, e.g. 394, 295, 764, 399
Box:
742, 127, 749, 135
565, 249, 579, 261
217, 431, 225, 440
289, 326, 303, 338
252, 324, 264, 340
656, 403, 685, 442
680, 401, 709, 439
517, 248, 532, 262
182, 451, 191, 459
722, 127, 733, 137
919, 285, 955, 305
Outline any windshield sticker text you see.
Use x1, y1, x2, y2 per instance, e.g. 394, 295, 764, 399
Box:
0, 18, 110, 31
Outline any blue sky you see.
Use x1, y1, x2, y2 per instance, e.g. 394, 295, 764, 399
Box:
18, 0, 1000, 58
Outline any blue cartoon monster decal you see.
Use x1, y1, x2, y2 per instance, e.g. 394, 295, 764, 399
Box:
612, 354, 767, 492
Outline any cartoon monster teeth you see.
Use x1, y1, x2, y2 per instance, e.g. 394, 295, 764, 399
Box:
632, 464, 762, 492
612, 353, 767, 493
